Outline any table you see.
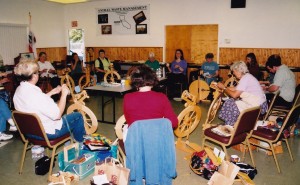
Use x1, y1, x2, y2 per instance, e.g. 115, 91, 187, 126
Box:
85, 84, 133, 124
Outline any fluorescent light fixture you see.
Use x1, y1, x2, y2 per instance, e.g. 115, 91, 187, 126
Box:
48, 0, 89, 4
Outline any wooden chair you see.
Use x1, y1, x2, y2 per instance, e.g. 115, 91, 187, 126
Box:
12, 111, 72, 181
250, 104, 300, 173
202, 106, 261, 166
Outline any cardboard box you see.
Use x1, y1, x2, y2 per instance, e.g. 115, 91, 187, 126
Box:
232, 138, 259, 152
208, 161, 240, 185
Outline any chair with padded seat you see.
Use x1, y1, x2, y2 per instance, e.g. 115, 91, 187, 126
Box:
260, 91, 280, 121
202, 106, 261, 166
250, 104, 300, 173
12, 110, 72, 181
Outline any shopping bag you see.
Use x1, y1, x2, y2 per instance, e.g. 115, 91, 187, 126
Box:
94, 157, 130, 185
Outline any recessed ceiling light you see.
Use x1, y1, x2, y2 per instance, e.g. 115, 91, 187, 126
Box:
48, 0, 89, 4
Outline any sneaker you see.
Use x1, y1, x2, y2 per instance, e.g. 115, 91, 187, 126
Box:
9, 125, 17, 132
0, 133, 13, 141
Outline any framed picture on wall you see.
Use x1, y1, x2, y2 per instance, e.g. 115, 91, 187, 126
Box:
101, 25, 112, 34
98, 14, 108, 24
20, 52, 35, 60
136, 24, 147, 34
133, 11, 147, 24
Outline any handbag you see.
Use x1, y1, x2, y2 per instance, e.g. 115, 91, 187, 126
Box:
94, 157, 130, 185
234, 162, 257, 180
35, 156, 55, 175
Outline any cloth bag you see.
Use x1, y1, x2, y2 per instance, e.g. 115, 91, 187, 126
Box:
35, 156, 55, 175
94, 157, 130, 185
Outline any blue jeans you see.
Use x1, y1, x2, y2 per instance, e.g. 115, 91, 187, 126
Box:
47, 112, 86, 142
0, 98, 11, 132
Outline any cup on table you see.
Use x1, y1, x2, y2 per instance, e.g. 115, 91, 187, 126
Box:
230, 154, 240, 163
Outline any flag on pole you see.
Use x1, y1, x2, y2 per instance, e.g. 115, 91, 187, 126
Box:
28, 12, 37, 58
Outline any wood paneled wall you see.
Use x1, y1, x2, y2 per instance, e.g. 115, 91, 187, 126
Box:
166, 25, 218, 63
36, 47, 67, 62
219, 48, 300, 84
86, 47, 163, 62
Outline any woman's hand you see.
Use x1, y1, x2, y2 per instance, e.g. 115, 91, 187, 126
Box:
61, 84, 70, 97
217, 82, 225, 90
47, 85, 62, 96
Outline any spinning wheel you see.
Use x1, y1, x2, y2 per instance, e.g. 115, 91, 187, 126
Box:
104, 64, 121, 83
104, 71, 121, 83
60, 68, 75, 94
224, 76, 238, 88
115, 115, 127, 140
67, 103, 98, 134
78, 75, 96, 90
189, 78, 210, 102
202, 89, 223, 130
78, 61, 96, 90
174, 90, 202, 153
174, 105, 201, 137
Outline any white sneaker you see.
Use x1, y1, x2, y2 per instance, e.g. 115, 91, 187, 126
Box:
0, 133, 13, 141
9, 125, 17, 132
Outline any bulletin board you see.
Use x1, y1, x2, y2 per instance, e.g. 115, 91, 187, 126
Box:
96, 4, 150, 35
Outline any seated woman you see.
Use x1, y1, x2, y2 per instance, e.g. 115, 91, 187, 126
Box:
95, 49, 110, 82
245, 53, 262, 80
123, 65, 178, 129
13, 59, 86, 142
167, 49, 188, 98
69, 52, 84, 85
215, 61, 267, 126
145, 52, 160, 71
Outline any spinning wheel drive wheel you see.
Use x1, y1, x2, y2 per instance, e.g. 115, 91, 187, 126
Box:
224, 77, 238, 88
67, 104, 98, 134
104, 71, 121, 83
189, 80, 210, 102
115, 115, 127, 140
174, 106, 201, 138
78, 75, 96, 90
60, 76, 75, 92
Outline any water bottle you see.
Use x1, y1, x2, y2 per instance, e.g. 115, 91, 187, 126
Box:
94, 74, 97, 84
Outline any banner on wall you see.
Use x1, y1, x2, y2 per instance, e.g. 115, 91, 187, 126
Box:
96, 4, 150, 35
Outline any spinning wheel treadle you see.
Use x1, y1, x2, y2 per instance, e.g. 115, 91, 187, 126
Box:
67, 103, 98, 134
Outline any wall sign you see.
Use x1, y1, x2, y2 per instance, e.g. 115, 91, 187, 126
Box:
97, 4, 150, 35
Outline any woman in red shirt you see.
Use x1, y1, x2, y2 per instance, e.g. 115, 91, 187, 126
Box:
123, 65, 178, 128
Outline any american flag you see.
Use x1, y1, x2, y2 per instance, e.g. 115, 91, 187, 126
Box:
28, 12, 37, 58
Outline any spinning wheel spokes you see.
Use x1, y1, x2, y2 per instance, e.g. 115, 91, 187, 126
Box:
174, 105, 201, 138
104, 71, 121, 83
67, 104, 98, 134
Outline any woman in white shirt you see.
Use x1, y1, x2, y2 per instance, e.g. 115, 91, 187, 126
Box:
13, 59, 86, 142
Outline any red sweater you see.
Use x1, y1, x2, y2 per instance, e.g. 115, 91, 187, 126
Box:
123, 91, 178, 128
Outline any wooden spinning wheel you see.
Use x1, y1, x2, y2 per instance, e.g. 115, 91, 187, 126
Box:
224, 76, 238, 88
115, 115, 127, 140
60, 68, 75, 94
78, 61, 96, 90
189, 78, 210, 102
104, 64, 121, 83
174, 90, 202, 153
65, 76, 98, 134
202, 89, 223, 130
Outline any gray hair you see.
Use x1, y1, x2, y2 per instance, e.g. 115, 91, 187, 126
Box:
230, 61, 249, 74
149, 52, 155, 58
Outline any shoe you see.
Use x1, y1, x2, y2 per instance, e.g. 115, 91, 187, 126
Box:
9, 125, 17, 132
0, 133, 13, 141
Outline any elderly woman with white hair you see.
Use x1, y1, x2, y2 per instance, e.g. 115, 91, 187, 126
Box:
13, 59, 86, 142
145, 52, 160, 71
215, 61, 267, 126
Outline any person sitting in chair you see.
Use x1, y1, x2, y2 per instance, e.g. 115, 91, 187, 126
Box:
145, 52, 160, 71
69, 52, 84, 85
13, 59, 86, 142
37, 52, 60, 88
